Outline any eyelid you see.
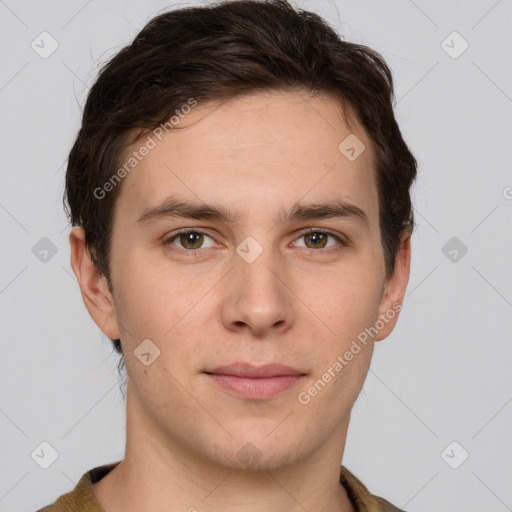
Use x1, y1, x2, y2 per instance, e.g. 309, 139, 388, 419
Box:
162, 228, 218, 250
163, 227, 349, 253
297, 227, 348, 244
291, 227, 348, 250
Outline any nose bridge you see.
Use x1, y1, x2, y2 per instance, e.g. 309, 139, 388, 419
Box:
237, 235, 284, 300
238, 239, 280, 293
223, 235, 292, 335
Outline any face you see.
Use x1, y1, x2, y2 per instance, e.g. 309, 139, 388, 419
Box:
72, 90, 410, 471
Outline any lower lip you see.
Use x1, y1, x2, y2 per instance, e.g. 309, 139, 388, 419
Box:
205, 374, 306, 400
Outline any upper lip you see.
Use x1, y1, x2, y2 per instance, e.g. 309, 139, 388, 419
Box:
205, 363, 306, 378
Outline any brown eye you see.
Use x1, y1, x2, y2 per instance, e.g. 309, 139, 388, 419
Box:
179, 232, 204, 249
293, 230, 345, 251
304, 232, 328, 249
164, 230, 216, 251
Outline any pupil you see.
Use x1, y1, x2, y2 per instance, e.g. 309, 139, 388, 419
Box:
182, 232, 202, 248
308, 233, 326, 248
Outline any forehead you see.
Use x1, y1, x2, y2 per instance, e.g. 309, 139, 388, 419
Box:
114, 90, 378, 226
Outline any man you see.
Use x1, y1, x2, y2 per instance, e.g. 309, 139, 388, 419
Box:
38, 0, 417, 510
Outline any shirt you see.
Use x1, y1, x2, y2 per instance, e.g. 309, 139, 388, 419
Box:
36, 461, 404, 512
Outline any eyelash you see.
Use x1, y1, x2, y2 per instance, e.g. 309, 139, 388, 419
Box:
162, 228, 347, 255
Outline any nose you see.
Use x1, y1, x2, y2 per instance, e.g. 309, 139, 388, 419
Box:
220, 243, 294, 337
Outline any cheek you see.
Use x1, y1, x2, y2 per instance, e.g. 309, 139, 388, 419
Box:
112, 251, 218, 363
113, 265, 204, 405
306, 264, 383, 333
298, 273, 380, 411
299, 266, 382, 395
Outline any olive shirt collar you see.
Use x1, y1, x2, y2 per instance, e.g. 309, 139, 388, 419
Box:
37, 461, 404, 512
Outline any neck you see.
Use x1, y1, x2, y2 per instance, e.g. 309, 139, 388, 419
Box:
93, 384, 355, 512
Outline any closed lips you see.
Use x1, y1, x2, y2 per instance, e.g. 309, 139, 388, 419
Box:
205, 363, 306, 378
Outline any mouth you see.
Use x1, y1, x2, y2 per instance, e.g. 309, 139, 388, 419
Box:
203, 363, 307, 400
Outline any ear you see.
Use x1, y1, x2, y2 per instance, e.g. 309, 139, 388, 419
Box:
374, 232, 411, 342
69, 226, 120, 340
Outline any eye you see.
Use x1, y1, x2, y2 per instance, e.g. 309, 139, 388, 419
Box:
163, 228, 347, 254
292, 229, 345, 251
163, 229, 216, 251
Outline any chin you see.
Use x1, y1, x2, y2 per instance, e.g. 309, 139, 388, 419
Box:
202, 421, 319, 472
211, 443, 305, 472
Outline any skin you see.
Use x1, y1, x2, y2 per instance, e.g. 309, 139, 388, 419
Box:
70, 90, 411, 512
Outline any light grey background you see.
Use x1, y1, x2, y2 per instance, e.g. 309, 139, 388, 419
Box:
1, 1, 511, 511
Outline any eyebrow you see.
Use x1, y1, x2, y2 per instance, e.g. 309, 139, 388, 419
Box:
136, 196, 370, 228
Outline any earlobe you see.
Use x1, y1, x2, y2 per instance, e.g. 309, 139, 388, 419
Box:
69, 226, 121, 340
374, 233, 411, 342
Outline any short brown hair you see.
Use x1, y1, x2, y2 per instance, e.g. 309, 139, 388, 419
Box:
65, 0, 417, 360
